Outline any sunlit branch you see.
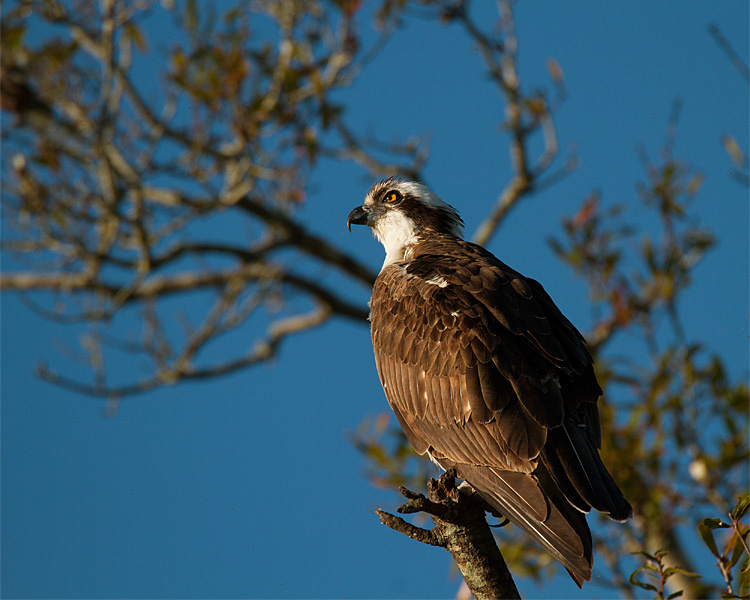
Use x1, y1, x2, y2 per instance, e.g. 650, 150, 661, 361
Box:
465, 0, 569, 246
0, 264, 369, 323
37, 303, 333, 399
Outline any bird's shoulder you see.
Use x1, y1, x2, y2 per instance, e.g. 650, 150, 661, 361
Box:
373, 235, 521, 303
371, 235, 593, 376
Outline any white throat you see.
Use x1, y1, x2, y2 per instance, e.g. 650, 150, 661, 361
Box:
372, 210, 419, 270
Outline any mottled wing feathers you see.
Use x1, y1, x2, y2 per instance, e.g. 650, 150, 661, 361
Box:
370, 235, 631, 585
371, 238, 577, 463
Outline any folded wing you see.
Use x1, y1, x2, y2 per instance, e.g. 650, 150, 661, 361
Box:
370, 238, 631, 585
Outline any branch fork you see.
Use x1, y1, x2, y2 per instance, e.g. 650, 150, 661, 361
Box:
377, 470, 521, 600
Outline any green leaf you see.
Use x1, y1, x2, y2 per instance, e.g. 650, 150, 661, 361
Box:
633, 550, 659, 562
703, 517, 732, 530
629, 568, 658, 592
686, 172, 704, 197
722, 135, 746, 167
733, 494, 750, 521
124, 22, 148, 53
2, 24, 26, 50
666, 591, 684, 600
663, 567, 701, 579
699, 522, 721, 558
740, 554, 750, 596
186, 0, 198, 33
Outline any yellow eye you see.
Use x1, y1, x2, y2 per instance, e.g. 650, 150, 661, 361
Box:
384, 190, 402, 204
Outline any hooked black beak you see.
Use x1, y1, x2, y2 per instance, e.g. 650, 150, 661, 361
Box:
346, 205, 373, 232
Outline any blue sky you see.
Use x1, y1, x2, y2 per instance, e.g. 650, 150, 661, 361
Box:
2, 2, 748, 599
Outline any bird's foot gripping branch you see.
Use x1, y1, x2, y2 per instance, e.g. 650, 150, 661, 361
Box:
376, 471, 521, 600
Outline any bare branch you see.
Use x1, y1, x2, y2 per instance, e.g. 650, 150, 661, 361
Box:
0, 264, 368, 323
462, 0, 570, 246
378, 471, 521, 600
708, 24, 750, 81
376, 510, 443, 546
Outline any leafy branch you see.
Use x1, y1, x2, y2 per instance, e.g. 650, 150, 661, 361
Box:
698, 495, 750, 598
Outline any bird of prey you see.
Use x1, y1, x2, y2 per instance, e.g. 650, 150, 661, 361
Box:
347, 178, 632, 586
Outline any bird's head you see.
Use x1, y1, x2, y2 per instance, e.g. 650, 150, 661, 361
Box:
347, 178, 463, 267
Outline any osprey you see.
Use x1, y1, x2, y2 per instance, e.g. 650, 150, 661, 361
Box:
347, 178, 632, 586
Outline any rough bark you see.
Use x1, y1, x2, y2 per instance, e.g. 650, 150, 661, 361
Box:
377, 471, 521, 600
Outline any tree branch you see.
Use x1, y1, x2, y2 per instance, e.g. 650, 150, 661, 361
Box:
377, 471, 521, 600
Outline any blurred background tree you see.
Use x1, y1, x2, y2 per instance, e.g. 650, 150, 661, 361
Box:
2, 0, 747, 597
